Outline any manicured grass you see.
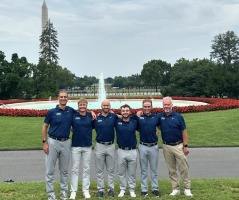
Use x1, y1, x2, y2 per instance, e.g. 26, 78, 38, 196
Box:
0, 179, 238, 200
0, 116, 43, 150
184, 109, 239, 147
0, 108, 239, 150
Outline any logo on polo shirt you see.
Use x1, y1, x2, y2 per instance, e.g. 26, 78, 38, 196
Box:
139, 117, 144, 119
56, 113, 61, 116
97, 119, 103, 123
118, 122, 123, 125
75, 117, 81, 120
161, 117, 165, 120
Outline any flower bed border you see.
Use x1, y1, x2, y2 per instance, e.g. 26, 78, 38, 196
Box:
0, 97, 239, 117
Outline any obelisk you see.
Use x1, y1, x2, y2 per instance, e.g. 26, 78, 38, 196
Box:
42, 0, 48, 31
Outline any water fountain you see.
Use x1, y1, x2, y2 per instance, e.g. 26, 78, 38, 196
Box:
0, 73, 208, 110
98, 73, 106, 103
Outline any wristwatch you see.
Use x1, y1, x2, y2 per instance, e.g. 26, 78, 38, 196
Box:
183, 144, 188, 147
42, 140, 47, 144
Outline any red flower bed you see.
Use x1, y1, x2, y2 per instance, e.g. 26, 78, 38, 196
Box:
0, 97, 239, 117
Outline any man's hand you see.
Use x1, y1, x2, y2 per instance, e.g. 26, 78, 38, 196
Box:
43, 142, 49, 154
91, 111, 96, 120
183, 146, 189, 156
136, 110, 143, 117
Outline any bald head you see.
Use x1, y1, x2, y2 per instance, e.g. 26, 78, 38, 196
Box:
101, 99, 111, 115
101, 99, 110, 107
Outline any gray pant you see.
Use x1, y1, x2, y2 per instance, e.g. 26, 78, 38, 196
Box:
94, 142, 115, 191
45, 137, 71, 197
117, 148, 138, 192
70, 146, 92, 193
138, 144, 159, 192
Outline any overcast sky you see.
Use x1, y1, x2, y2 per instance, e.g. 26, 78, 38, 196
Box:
1, 0, 239, 78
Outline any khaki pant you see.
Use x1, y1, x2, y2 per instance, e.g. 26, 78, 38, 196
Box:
162, 143, 191, 190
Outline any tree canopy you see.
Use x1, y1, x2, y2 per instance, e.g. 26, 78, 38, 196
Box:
210, 30, 239, 66
39, 19, 59, 65
141, 59, 171, 92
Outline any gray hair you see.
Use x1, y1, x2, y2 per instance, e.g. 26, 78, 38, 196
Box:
162, 96, 173, 104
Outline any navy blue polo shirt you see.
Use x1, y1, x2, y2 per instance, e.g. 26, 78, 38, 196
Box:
115, 118, 138, 148
158, 111, 186, 143
44, 105, 75, 138
134, 113, 160, 143
72, 112, 94, 147
93, 112, 118, 142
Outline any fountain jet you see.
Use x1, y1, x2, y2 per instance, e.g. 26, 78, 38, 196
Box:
98, 73, 106, 103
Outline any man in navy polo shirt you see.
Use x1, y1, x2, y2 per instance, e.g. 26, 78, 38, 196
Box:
70, 98, 94, 200
136, 99, 161, 197
42, 90, 75, 200
159, 96, 193, 197
115, 104, 138, 198
93, 99, 118, 198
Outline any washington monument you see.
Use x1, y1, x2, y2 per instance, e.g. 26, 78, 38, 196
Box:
42, 0, 48, 31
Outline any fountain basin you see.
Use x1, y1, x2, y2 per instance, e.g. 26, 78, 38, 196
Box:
1, 99, 208, 110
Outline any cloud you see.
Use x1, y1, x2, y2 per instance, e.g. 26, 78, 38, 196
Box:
1, 0, 239, 77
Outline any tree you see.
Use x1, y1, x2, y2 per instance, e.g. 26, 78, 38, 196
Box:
141, 59, 171, 92
127, 74, 142, 88
0, 53, 34, 99
207, 63, 239, 98
210, 31, 239, 66
105, 77, 113, 84
56, 67, 76, 89
161, 58, 216, 97
39, 19, 59, 65
37, 19, 61, 98
32, 58, 58, 98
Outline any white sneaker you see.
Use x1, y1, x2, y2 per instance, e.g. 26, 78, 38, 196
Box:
118, 190, 125, 197
130, 191, 136, 198
169, 189, 180, 196
70, 192, 76, 200
184, 189, 193, 197
83, 190, 91, 199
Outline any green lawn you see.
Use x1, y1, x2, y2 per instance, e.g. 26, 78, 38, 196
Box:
0, 179, 238, 200
0, 108, 239, 150
184, 109, 239, 147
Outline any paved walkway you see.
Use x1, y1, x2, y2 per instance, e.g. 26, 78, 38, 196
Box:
0, 147, 238, 182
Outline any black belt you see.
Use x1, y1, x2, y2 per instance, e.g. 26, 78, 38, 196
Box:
49, 136, 69, 141
140, 141, 157, 147
163, 140, 182, 146
119, 147, 136, 150
97, 141, 114, 145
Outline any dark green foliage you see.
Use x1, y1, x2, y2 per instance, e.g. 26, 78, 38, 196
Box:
210, 30, 239, 65
141, 59, 171, 92
161, 58, 216, 97
0, 51, 34, 99
39, 19, 59, 65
